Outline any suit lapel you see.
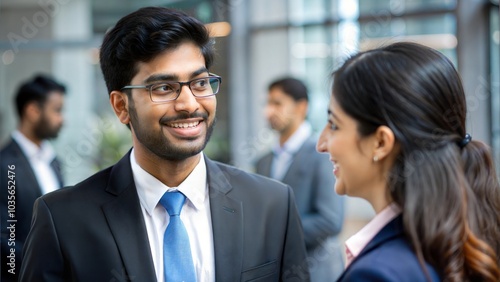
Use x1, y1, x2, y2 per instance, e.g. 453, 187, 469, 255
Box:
259, 153, 273, 177
10, 139, 64, 190
282, 136, 313, 182
205, 157, 243, 282
9, 140, 43, 196
101, 152, 157, 281
356, 215, 403, 257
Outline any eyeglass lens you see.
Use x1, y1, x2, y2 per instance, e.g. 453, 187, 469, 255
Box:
150, 77, 220, 102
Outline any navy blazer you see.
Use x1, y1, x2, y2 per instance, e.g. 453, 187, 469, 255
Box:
337, 216, 441, 281
20, 151, 310, 282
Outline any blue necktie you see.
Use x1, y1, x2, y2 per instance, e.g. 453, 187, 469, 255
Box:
159, 191, 196, 282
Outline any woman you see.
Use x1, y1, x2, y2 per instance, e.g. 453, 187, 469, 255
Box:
317, 42, 500, 281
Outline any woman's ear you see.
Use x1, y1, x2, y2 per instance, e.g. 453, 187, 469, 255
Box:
372, 125, 396, 162
110, 91, 130, 125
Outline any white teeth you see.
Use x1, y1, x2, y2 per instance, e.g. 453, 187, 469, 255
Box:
169, 121, 200, 128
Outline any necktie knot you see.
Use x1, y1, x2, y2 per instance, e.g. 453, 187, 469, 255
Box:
159, 191, 186, 216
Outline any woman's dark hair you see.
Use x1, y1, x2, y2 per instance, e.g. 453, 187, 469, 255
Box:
332, 42, 500, 281
15, 74, 66, 119
99, 7, 215, 94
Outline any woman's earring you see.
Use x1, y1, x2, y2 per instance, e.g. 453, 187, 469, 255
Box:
373, 156, 379, 162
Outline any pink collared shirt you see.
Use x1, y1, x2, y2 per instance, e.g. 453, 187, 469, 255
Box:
344, 203, 402, 268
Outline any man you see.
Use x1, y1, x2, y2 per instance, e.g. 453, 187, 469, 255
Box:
0, 75, 65, 282
256, 77, 345, 281
20, 7, 309, 282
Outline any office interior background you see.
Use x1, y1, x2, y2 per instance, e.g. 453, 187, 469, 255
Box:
1, 0, 499, 237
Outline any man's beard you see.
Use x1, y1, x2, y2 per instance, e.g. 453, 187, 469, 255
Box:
129, 104, 215, 161
34, 114, 62, 140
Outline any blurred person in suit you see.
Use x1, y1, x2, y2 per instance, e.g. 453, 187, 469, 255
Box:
317, 42, 500, 281
0, 74, 65, 282
256, 77, 345, 281
19, 7, 309, 282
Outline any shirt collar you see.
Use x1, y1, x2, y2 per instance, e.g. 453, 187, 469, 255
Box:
131, 150, 208, 217
12, 130, 56, 161
273, 121, 312, 155
344, 202, 401, 266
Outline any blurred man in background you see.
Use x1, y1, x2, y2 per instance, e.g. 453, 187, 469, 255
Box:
1, 74, 65, 282
256, 77, 345, 281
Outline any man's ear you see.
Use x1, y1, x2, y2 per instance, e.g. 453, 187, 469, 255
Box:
24, 102, 41, 123
110, 91, 130, 125
372, 125, 396, 162
297, 100, 309, 119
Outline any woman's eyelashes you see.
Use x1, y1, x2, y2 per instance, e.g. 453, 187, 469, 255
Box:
328, 120, 338, 130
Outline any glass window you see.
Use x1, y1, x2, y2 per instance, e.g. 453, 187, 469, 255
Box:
290, 25, 335, 131
250, 0, 288, 26
249, 0, 461, 138
359, 13, 457, 62
358, 0, 457, 15
289, 0, 328, 23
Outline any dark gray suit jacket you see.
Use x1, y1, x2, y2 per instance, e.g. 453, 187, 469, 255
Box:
20, 151, 310, 282
256, 136, 345, 281
0, 139, 63, 282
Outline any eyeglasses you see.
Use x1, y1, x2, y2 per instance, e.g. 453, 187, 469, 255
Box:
120, 75, 222, 103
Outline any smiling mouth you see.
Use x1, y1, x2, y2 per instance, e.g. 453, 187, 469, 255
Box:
166, 121, 201, 128
332, 162, 339, 175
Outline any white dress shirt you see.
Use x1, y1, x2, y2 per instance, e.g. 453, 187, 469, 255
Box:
131, 150, 215, 282
12, 130, 60, 195
271, 122, 312, 180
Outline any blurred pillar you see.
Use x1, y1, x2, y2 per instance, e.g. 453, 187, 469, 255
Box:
228, 0, 252, 170
457, 0, 490, 144
51, 0, 96, 184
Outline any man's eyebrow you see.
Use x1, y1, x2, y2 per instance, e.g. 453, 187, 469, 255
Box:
144, 74, 176, 84
191, 67, 209, 77
143, 67, 209, 84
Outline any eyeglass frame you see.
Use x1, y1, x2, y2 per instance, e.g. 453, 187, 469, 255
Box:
120, 74, 222, 103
